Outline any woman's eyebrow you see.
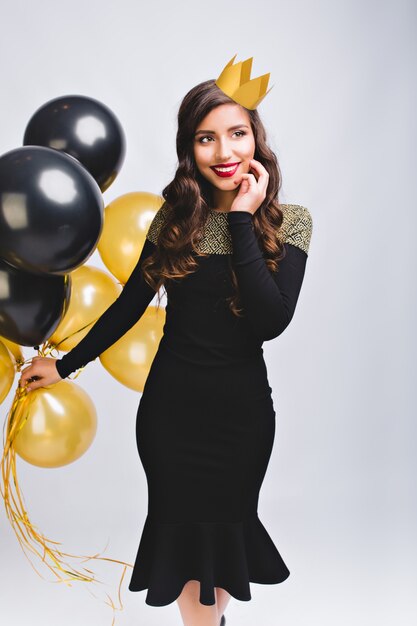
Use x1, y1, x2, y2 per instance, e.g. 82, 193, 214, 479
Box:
194, 124, 249, 136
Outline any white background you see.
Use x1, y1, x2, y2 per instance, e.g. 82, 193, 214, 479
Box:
0, 0, 415, 625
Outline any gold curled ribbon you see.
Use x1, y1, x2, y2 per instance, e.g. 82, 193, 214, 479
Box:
1, 332, 135, 624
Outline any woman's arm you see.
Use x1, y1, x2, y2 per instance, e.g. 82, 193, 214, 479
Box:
55, 236, 157, 379
227, 208, 312, 341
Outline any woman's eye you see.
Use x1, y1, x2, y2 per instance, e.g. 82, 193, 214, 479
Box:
198, 130, 246, 143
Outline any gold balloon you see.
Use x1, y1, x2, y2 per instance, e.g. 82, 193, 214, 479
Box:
12, 381, 97, 468
99, 305, 165, 392
0, 340, 15, 404
47, 266, 121, 351
0, 336, 24, 365
97, 191, 164, 284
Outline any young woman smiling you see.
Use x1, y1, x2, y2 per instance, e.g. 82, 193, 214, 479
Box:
19, 76, 313, 626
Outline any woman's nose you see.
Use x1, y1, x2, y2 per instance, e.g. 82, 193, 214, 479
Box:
215, 138, 232, 162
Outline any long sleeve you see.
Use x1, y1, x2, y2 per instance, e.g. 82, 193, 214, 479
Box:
55, 236, 157, 379
227, 207, 312, 342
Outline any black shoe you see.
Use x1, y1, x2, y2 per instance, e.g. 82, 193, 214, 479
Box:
220, 616, 226, 626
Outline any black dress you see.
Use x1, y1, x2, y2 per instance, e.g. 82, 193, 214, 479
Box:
55, 204, 313, 607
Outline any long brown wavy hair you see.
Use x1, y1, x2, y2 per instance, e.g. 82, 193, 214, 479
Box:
141, 79, 286, 317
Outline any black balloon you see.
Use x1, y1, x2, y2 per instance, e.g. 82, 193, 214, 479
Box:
0, 146, 103, 275
23, 95, 126, 192
0, 257, 71, 347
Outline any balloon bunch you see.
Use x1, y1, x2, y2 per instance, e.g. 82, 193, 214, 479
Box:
0, 95, 165, 623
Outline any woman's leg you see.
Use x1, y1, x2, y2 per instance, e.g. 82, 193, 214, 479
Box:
176, 580, 230, 626
215, 587, 232, 619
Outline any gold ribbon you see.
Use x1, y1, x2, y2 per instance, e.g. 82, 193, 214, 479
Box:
0, 333, 136, 624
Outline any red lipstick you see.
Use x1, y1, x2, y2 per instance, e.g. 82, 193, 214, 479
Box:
210, 162, 240, 178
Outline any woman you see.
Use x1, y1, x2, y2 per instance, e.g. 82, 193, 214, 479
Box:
19, 75, 312, 626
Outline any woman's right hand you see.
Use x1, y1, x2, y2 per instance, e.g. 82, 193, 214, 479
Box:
18, 356, 63, 393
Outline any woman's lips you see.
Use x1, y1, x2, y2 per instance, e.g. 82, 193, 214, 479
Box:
210, 162, 240, 178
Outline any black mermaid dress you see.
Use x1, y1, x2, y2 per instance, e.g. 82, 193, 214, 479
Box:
55, 204, 313, 607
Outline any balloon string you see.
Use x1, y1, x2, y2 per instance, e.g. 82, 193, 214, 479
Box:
45, 315, 100, 352
0, 373, 134, 625
41, 315, 104, 378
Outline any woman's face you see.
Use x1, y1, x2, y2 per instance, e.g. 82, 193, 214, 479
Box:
193, 103, 256, 192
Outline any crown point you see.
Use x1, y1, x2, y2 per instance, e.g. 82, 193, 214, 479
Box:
215, 54, 273, 110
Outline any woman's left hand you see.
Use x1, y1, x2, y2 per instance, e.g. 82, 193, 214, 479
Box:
230, 159, 269, 216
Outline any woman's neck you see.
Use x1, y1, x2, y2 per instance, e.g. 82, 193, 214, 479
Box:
211, 187, 238, 213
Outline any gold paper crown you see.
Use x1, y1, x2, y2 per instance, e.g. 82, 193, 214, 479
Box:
215, 54, 273, 110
